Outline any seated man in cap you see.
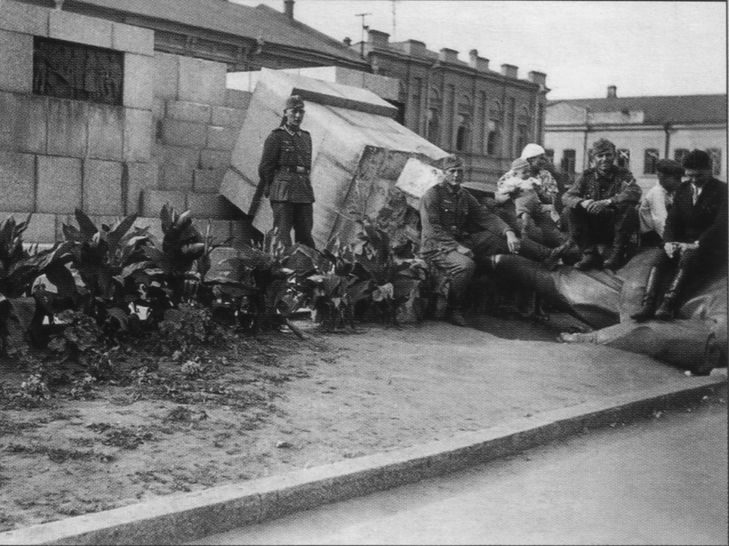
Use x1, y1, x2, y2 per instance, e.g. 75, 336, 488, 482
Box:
419, 155, 568, 326
632, 149, 727, 321
562, 138, 641, 270
638, 158, 684, 247
258, 94, 316, 249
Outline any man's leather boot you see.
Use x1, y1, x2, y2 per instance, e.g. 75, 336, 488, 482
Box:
603, 245, 625, 270
630, 267, 660, 321
655, 266, 688, 321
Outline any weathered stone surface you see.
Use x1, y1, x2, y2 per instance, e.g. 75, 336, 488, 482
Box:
152, 97, 166, 120
0, 0, 49, 35
178, 56, 226, 106
0, 151, 35, 212
193, 168, 225, 193
49, 10, 112, 48
23, 213, 57, 244
124, 108, 153, 161
87, 104, 123, 160
206, 126, 237, 151
112, 22, 153, 56
207, 219, 232, 243
37, 156, 82, 213
0, 92, 47, 153
83, 159, 123, 215
123, 54, 155, 110
186, 193, 238, 219
167, 101, 212, 124
153, 52, 179, 100
155, 144, 198, 190
200, 149, 230, 170
141, 189, 185, 217
225, 89, 252, 110
47, 99, 88, 157
125, 161, 158, 215
161, 119, 207, 148
211, 106, 246, 127
0, 30, 33, 93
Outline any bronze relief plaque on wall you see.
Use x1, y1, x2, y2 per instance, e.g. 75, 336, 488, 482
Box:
33, 37, 124, 105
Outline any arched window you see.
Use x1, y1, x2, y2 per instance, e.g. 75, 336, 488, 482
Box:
455, 113, 471, 152
487, 101, 502, 156
427, 108, 440, 144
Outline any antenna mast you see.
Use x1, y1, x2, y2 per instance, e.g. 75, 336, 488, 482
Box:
355, 12, 371, 58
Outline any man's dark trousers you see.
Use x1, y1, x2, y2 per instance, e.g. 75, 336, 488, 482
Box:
271, 201, 315, 249
567, 202, 638, 253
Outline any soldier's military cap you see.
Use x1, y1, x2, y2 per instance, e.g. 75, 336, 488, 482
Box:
590, 138, 616, 155
438, 155, 464, 170
682, 149, 712, 170
284, 95, 305, 110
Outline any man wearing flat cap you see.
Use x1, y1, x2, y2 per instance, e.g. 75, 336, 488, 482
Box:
638, 158, 684, 247
632, 149, 727, 322
420, 154, 567, 326
562, 138, 641, 270
258, 94, 315, 249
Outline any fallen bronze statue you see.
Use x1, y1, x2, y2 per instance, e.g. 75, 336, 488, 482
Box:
483, 247, 727, 376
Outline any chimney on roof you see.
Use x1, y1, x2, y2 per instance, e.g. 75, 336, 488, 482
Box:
439, 48, 459, 64
368, 29, 390, 48
284, 0, 294, 19
501, 64, 518, 79
528, 71, 546, 87
343, 37, 352, 46
468, 49, 489, 71
607, 85, 617, 98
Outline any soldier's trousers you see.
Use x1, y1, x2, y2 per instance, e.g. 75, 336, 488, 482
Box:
566, 202, 638, 252
270, 201, 315, 249
462, 229, 555, 268
426, 250, 476, 308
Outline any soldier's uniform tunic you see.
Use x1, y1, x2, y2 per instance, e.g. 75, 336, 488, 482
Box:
258, 124, 315, 248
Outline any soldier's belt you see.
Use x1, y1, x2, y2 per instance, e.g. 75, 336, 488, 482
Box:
279, 166, 310, 174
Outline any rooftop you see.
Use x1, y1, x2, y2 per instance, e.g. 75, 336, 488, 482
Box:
549, 94, 727, 125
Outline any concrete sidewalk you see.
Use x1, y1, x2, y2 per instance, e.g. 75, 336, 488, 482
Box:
1, 381, 724, 544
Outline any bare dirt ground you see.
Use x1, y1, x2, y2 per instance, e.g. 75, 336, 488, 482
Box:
0, 315, 711, 532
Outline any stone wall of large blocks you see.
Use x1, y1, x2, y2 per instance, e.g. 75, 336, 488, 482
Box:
0, 1, 251, 244
0, 0, 155, 242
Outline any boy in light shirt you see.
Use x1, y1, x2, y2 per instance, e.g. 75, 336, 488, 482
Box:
638, 158, 684, 247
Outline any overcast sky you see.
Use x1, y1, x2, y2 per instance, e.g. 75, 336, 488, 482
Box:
231, 0, 727, 100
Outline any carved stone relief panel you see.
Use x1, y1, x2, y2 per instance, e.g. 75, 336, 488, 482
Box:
33, 37, 123, 105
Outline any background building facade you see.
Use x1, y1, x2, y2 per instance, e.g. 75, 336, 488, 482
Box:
545, 87, 727, 190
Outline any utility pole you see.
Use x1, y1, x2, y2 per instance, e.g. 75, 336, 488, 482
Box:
355, 12, 371, 58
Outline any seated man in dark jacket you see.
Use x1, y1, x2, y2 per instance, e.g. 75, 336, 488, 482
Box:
562, 138, 642, 270
419, 155, 567, 326
631, 149, 727, 321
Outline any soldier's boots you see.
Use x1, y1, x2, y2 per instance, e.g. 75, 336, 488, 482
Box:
654, 266, 689, 321
603, 245, 627, 270
449, 309, 468, 327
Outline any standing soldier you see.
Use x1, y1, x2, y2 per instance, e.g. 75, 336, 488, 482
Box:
562, 138, 641, 270
258, 95, 316, 249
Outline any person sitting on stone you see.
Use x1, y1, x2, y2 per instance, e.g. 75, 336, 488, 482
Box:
499, 157, 565, 249
419, 155, 569, 326
631, 149, 727, 322
519, 143, 566, 223
562, 138, 642, 271
638, 158, 684, 247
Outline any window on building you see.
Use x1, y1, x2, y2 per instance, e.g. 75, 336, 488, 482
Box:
644, 148, 660, 174
561, 149, 576, 175
455, 114, 471, 152
33, 36, 123, 105
426, 108, 440, 145
617, 148, 631, 169
707, 148, 722, 176
507, 97, 516, 156
516, 124, 528, 156
674, 148, 689, 165
487, 102, 502, 156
